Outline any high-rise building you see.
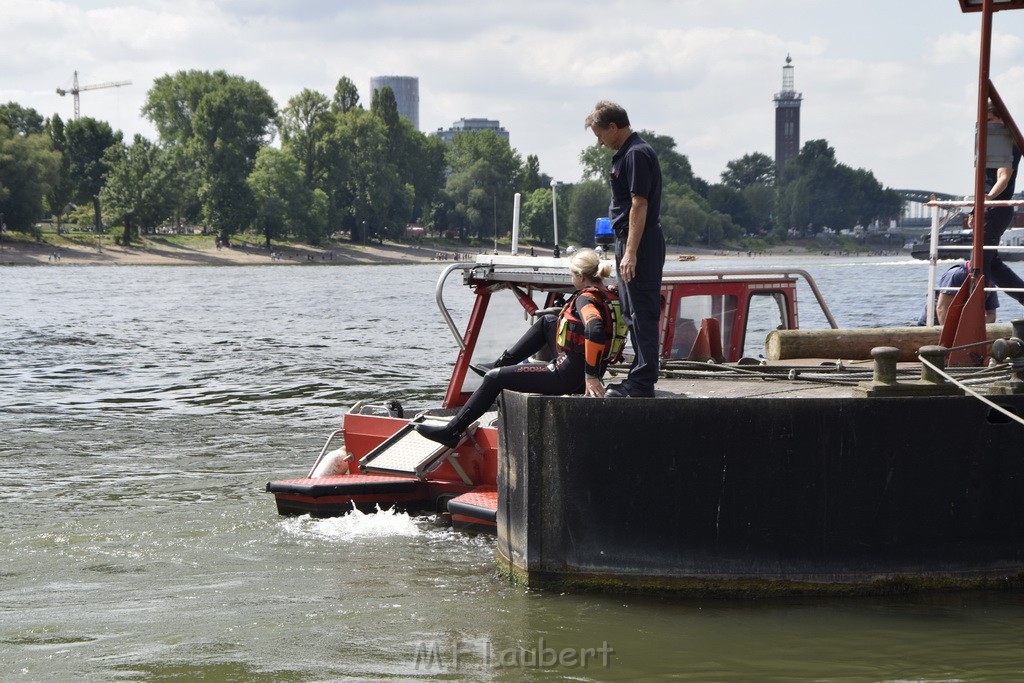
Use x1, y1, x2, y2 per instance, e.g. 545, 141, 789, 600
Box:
773, 55, 802, 179
370, 75, 419, 130
433, 118, 509, 144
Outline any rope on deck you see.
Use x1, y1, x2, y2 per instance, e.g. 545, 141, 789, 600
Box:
918, 355, 1024, 428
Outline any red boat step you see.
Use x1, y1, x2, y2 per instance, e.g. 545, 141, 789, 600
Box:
447, 486, 497, 531
267, 474, 421, 497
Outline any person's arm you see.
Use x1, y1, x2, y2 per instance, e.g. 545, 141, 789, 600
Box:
578, 296, 608, 397
989, 166, 1013, 199
618, 195, 647, 283
935, 292, 955, 324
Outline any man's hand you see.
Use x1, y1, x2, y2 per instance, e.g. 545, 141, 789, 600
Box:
584, 376, 605, 397
618, 251, 637, 283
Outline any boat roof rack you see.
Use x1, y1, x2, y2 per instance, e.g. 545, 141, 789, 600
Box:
959, 0, 1024, 12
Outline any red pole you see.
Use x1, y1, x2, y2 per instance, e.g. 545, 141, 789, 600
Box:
972, 0, 994, 282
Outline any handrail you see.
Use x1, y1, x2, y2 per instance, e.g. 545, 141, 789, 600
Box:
434, 260, 841, 352
923, 202, 1024, 325
662, 268, 839, 329
434, 262, 475, 351
925, 198, 1024, 206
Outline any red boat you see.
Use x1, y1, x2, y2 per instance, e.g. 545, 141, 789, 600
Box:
267, 252, 836, 532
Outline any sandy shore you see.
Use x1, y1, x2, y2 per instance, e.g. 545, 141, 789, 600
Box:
0, 237, 449, 267
0, 235, 821, 267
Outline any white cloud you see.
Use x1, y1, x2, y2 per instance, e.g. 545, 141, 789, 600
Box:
3, 0, 1024, 196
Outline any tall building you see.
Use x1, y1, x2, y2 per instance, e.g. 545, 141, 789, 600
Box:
370, 75, 419, 130
773, 55, 802, 179
433, 118, 509, 144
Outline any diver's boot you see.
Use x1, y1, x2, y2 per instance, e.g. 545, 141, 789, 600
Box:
414, 421, 461, 448
470, 350, 516, 377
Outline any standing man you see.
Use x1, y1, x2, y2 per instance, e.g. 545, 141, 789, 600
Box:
585, 100, 665, 398
972, 101, 1024, 306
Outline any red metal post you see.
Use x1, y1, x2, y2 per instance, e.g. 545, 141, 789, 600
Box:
945, 0, 995, 365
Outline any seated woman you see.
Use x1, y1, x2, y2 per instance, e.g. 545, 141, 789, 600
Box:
416, 248, 615, 448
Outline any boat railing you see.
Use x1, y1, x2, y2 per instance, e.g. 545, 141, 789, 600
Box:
433, 259, 840, 352
923, 198, 1024, 325
660, 268, 839, 329
435, 262, 475, 351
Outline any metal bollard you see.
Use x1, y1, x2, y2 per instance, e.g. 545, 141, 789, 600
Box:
918, 345, 948, 384
870, 346, 900, 386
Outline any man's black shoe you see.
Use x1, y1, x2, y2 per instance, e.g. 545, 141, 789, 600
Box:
414, 422, 460, 448
604, 382, 655, 398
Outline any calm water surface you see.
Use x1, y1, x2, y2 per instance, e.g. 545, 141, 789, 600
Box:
3, 257, 1024, 682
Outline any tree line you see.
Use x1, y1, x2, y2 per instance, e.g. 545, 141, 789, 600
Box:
0, 71, 904, 249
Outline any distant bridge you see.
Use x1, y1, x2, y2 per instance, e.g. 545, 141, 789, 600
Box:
893, 189, 962, 203
892, 189, 964, 229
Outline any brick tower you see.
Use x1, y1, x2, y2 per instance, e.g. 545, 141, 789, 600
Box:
773, 55, 802, 179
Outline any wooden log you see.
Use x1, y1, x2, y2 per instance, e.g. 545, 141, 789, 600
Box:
764, 324, 1014, 362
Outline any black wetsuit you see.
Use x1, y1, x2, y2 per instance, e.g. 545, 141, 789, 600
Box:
443, 291, 609, 436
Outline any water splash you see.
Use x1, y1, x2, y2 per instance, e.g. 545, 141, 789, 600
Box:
280, 505, 422, 542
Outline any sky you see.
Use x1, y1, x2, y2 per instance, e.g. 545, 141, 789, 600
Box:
5, 0, 1024, 197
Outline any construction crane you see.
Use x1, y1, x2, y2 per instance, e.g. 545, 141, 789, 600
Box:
56, 71, 131, 119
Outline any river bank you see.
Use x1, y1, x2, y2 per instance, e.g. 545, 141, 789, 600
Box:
0, 235, 448, 266
0, 234, 864, 267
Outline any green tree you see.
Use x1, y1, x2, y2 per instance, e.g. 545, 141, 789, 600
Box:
329, 108, 410, 241
65, 117, 121, 232
247, 147, 309, 248
566, 180, 610, 247
444, 130, 522, 240
402, 127, 447, 223
189, 74, 277, 243
639, 130, 706, 194
101, 134, 169, 246
0, 102, 45, 136
579, 143, 612, 181
661, 190, 735, 246
721, 152, 775, 189
0, 122, 60, 233
520, 154, 550, 192
159, 144, 202, 229
775, 139, 898, 235
332, 76, 360, 113
370, 86, 401, 132
142, 70, 233, 146
707, 184, 755, 233
741, 183, 776, 235
519, 187, 568, 245
280, 88, 331, 187
44, 114, 75, 230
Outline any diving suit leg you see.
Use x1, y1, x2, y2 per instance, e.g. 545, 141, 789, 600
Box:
414, 421, 462, 449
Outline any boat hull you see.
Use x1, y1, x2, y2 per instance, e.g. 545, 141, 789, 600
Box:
266, 411, 500, 527
496, 388, 1024, 594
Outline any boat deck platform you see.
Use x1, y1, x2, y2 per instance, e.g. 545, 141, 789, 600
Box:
604, 358, 994, 401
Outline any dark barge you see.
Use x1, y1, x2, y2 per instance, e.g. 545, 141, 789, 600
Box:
496, 347, 1024, 594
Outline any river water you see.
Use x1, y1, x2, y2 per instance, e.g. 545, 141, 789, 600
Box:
4, 256, 1024, 682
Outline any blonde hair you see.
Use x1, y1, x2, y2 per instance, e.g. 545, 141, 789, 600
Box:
568, 248, 612, 284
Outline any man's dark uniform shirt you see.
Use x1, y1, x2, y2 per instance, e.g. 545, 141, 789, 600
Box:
609, 132, 662, 237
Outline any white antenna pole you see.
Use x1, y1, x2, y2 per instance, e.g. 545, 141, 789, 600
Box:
550, 179, 560, 257
512, 192, 521, 255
